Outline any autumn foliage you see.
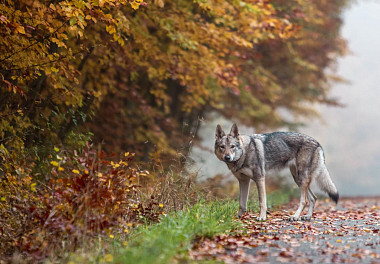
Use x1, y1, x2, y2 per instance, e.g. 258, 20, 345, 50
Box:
0, 144, 165, 261
0, 0, 349, 262
0, 0, 348, 161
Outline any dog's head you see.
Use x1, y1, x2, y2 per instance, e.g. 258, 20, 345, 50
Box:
214, 123, 243, 163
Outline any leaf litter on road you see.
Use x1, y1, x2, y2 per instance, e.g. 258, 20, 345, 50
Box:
190, 198, 380, 263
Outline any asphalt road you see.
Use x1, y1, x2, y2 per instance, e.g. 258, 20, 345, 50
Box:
190, 197, 380, 263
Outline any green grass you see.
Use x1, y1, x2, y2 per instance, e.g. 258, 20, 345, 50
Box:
114, 200, 240, 264
67, 187, 296, 264
111, 188, 296, 264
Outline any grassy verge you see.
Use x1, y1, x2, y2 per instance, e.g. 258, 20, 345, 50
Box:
113, 200, 240, 264
68, 187, 296, 264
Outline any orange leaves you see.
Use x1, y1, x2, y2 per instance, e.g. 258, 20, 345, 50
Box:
15, 24, 26, 34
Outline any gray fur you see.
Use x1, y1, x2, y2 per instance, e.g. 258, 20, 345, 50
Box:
215, 124, 339, 221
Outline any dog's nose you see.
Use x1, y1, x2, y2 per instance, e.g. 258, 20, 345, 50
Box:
224, 155, 231, 161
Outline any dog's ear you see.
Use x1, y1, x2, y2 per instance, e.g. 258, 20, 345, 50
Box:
229, 123, 239, 138
215, 124, 225, 139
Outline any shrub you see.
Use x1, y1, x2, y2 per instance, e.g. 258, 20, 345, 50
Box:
0, 143, 163, 262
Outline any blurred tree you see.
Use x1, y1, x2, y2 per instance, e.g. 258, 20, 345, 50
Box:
87, 0, 348, 162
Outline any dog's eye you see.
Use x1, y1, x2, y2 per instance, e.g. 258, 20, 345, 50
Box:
220, 145, 225, 150
230, 145, 235, 149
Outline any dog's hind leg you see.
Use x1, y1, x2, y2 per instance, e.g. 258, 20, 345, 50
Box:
255, 177, 267, 221
289, 177, 308, 221
289, 164, 299, 185
301, 188, 317, 221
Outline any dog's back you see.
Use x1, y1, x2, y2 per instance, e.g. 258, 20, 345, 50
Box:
257, 132, 321, 171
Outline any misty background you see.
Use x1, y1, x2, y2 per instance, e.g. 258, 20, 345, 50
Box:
190, 0, 380, 197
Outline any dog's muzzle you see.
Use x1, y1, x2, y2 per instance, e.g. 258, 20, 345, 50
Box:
224, 155, 232, 162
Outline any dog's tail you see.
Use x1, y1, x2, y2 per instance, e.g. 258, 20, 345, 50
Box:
315, 148, 339, 204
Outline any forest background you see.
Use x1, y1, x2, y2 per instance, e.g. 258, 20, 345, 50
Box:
0, 0, 348, 262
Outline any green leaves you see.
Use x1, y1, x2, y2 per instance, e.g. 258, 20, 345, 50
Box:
69, 17, 76, 25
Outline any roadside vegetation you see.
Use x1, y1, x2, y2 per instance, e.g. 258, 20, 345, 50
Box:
68, 187, 297, 264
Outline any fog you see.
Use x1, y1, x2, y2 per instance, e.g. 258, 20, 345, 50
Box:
301, 0, 380, 196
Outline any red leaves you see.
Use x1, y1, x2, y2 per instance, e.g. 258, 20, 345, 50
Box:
190, 198, 380, 263
0, 145, 165, 262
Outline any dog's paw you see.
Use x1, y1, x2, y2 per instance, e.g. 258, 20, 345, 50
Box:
256, 216, 267, 221
237, 210, 247, 218
287, 216, 300, 222
301, 216, 312, 221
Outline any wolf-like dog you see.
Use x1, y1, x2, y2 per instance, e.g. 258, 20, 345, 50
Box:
214, 124, 339, 221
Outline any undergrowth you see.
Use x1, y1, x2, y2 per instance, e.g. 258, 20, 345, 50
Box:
67, 200, 240, 264
67, 188, 295, 264
0, 143, 198, 263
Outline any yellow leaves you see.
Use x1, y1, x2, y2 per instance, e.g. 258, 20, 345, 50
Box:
104, 254, 113, 262
106, 25, 116, 34
105, 24, 125, 46
130, 0, 144, 10
49, 3, 56, 11
109, 234, 114, 238
50, 161, 59, 167
159, 203, 164, 208
51, 37, 67, 48
16, 25, 26, 34
111, 161, 118, 168
130, 2, 140, 10
72, 169, 80, 174
58, 167, 65, 171
114, 34, 125, 46
54, 147, 60, 152
30, 183, 37, 192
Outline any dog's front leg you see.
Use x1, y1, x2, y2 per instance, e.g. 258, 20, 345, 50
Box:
255, 177, 267, 221
238, 178, 250, 218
